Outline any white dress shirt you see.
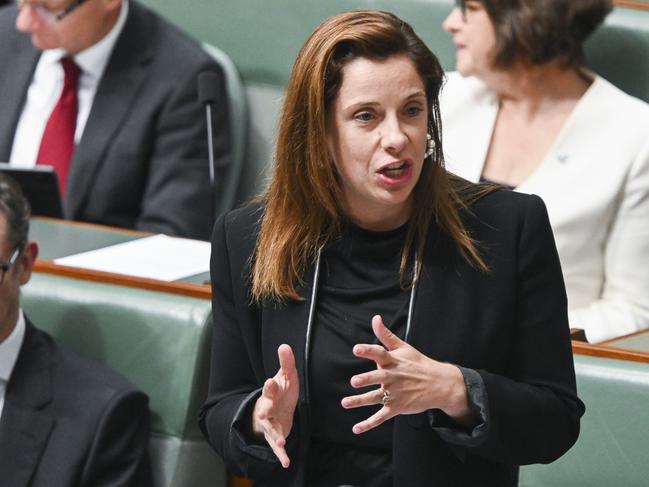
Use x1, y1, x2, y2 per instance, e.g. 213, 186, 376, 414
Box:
440, 71, 649, 343
9, 0, 130, 167
0, 311, 26, 420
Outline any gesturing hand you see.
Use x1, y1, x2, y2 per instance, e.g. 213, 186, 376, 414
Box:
252, 344, 299, 468
341, 315, 470, 434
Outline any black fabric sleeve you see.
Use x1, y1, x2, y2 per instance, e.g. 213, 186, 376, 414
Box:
79, 390, 152, 487
464, 195, 584, 464
199, 213, 287, 479
427, 366, 489, 449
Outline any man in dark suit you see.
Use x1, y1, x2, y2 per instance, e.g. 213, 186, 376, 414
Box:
0, 0, 230, 240
0, 174, 152, 486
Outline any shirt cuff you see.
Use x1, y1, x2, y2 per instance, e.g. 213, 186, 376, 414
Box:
426, 366, 490, 448
230, 388, 280, 463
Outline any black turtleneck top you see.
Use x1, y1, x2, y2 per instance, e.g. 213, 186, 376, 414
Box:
306, 222, 414, 486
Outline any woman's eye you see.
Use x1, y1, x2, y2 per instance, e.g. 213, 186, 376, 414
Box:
354, 112, 375, 122
405, 106, 424, 117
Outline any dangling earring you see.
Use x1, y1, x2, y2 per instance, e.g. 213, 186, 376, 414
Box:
425, 132, 436, 158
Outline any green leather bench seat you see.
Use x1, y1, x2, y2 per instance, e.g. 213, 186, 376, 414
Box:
22, 275, 649, 487
520, 354, 649, 487
22, 273, 225, 487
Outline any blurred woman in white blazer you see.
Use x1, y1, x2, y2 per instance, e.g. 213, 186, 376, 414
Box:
440, 0, 649, 343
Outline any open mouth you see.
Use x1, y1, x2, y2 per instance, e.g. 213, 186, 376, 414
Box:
379, 160, 411, 179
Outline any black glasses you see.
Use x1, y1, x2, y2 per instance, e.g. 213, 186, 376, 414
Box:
18, 0, 89, 23
0, 247, 22, 285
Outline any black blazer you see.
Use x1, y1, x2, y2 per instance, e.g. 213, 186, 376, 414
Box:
200, 189, 585, 486
0, 2, 230, 240
0, 319, 151, 487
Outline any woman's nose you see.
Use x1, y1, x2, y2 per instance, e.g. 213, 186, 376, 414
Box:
443, 7, 462, 33
380, 118, 408, 154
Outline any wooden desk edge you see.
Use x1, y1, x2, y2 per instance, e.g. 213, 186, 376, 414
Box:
32, 216, 150, 236
614, 0, 649, 11
35, 260, 212, 300
572, 340, 649, 364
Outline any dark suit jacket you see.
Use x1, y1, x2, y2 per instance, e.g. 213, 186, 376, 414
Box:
0, 319, 151, 487
199, 189, 585, 486
0, 2, 230, 240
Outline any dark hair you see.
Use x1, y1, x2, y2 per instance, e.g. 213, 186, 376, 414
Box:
0, 174, 31, 249
253, 10, 491, 302
458, 0, 612, 68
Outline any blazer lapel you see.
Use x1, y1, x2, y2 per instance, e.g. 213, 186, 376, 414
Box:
261, 263, 316, 402
0, 404, 54, 487
0, 28, 39, 161
0, 321, 54, 487
66, 3, 155, 217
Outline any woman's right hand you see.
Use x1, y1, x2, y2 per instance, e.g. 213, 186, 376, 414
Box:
252, 344, 299, 468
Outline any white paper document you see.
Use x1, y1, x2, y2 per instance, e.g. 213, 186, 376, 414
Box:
54, 234, 211, 282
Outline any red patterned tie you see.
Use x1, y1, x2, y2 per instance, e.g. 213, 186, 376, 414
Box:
36, 57, 81, 196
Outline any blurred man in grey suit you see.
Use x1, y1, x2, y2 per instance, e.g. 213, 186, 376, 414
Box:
0, 0, 230, 240
0, 174, 152, 486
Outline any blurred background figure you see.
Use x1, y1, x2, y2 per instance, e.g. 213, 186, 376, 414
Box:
441, 0, 649, 343
0, 173, 152, 486
0, 0, 230, 240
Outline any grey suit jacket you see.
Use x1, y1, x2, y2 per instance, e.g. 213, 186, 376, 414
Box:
0, 319, 152, 487
0, 2, 230, 240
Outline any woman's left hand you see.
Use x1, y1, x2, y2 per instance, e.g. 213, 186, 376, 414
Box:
341, 315, 472, 434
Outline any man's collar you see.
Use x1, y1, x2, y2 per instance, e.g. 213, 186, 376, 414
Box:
0, 311, 26, 382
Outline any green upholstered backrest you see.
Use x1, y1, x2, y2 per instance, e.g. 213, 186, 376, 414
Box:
519, 354, 649, 487
139, 0, 649, 97
138, 0, 649, 205
138, 0, 458, 86
586, 7, 649, 104
21, 273, 225, 487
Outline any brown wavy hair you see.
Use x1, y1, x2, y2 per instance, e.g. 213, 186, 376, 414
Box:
252, 10, 492, 303
457, 0, 612, 69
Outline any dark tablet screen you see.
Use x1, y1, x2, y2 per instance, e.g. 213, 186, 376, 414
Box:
0, 164, 63, 218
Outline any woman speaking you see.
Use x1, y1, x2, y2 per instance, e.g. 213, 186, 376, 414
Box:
200, 10, 583, 486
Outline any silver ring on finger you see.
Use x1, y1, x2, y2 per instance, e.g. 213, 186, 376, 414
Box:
380, 387, 391, 406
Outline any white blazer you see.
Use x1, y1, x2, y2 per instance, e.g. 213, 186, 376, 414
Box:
440, 72, 649, 343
